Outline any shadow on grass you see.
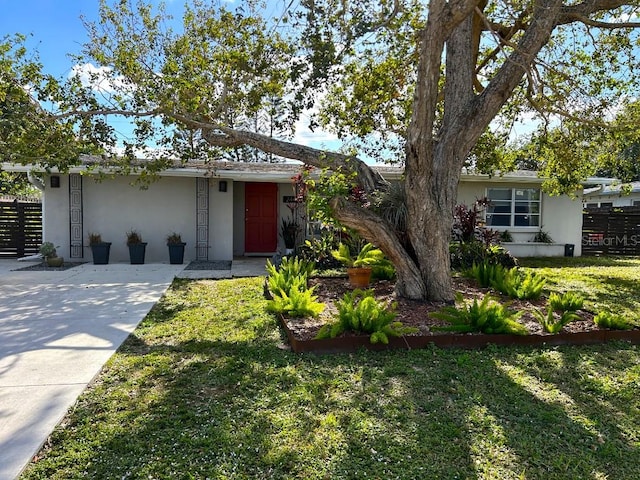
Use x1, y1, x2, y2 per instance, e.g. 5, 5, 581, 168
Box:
21, 278, 640, 480
519, 256, 640, 269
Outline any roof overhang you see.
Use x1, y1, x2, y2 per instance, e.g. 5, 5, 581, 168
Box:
1, 161, 617, 186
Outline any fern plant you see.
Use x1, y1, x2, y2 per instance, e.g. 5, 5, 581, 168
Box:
491, 267, 546, 300
533, 307, 580, 334
315, 289, 417, 344
266, 286, 325, 318
266, 256, 315, 296
548, 292, 584, 312
593, 311, 633, 330
466, 261, 505, 288
266, 256, 315, 284
432, 293, 528, 335
331, 242, 390, 268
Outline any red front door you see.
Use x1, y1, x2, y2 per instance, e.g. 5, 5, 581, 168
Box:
245, 182, 278, 253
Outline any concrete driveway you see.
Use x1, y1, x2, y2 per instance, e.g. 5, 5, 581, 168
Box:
0, 261, 186, 479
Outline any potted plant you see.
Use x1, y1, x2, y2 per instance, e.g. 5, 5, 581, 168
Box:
281, 218, 299, 255
166, 232, 186, 264
126, 230, 147, 264
331, 242, 390, 288
39, 241, 64, 267
88, 233, 111, 265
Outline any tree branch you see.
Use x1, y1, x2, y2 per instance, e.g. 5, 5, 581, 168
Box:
560, 13, 640, 28
51, 108, 162, 120
207, 126, 387, 192
329, 196, 425, 298
559, 0, 640, 27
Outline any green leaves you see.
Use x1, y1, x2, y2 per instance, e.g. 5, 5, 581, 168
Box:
594, 311, 633, 330
533, 307, 580, 334
266, 287, 325, 318
265, 256, 324, 318
549, 292, 584, 312
331, 242, 390, 268
466, 261, 547, 301
490, 266, 546, 301
432, 293, 528, 335
315, 289, 417, 343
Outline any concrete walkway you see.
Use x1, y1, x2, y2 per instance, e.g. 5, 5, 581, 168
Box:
0, 258, 266, 479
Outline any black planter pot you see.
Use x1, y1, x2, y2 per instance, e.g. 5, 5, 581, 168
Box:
128, 243, 147, 264
167, 242, 186, 265
90, 242, 112, 265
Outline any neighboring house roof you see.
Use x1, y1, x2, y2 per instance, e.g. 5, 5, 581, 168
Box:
1, 156, 615, 186
583, 181, 640, 198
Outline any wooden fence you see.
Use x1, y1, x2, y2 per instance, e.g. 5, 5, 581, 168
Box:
0, 200, 43, 258
582, 206, 640, 256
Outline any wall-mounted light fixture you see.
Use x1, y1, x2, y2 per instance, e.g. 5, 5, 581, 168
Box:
50, 175, 60, 188
219, 180, 228, 192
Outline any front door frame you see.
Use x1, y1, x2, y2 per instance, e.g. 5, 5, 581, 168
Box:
244, 182, 278, 254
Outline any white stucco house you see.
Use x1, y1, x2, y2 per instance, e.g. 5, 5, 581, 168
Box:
583, 182, 640, 208
2, 158, 601, 262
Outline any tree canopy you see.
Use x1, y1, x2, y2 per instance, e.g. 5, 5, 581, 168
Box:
2, 0, 640, 300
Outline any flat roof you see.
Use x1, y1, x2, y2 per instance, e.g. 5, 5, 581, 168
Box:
2, 157, 616, 186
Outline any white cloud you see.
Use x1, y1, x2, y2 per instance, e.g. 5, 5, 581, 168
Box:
69, 63, 131, 95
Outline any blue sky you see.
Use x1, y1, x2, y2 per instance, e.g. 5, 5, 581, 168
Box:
0, 1, 102, 76
0, 1, 185, 76
0, 0, 340, 152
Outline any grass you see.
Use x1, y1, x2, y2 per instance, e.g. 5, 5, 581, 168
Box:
519, 256, 640, 322
21, 259, 640, 480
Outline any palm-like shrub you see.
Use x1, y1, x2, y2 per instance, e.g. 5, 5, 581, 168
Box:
432, 293, 528, 335
466, 262, 506, 288
548, 292, 584, 312
331, 242, 390, 268
594, 311, 633, 330
533, 307, 580, 334
266, 287, 325, 318
266, 256, 315, 294
491, 267, 546, 300
315, 289, 417, 344
266, 256, 324, 318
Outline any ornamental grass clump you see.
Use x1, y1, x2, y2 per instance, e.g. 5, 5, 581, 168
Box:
315, 289, 418, 344
432, 292, 528, 335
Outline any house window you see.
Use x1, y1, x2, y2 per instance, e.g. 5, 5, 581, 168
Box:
600, 202, 613, 208
634, 200, 640, 207
486, 188, 541, 228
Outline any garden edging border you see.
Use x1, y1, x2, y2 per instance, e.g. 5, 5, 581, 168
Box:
278, 315, 640, 354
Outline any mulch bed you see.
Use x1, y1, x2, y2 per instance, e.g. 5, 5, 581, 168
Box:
278, 276, 640, 354
13, 262, 86, 272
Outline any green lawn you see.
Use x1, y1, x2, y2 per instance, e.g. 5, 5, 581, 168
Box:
21, 258, 640, 480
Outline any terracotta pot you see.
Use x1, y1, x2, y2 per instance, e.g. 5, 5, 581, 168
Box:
347, 267, 372, 288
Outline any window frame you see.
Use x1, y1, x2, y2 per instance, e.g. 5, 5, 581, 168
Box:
485, 187, 542, 229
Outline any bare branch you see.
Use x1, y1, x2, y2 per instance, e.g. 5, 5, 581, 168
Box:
559, 0, 640, 27
561, 14, 640, 28
50, 108, 162, 120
